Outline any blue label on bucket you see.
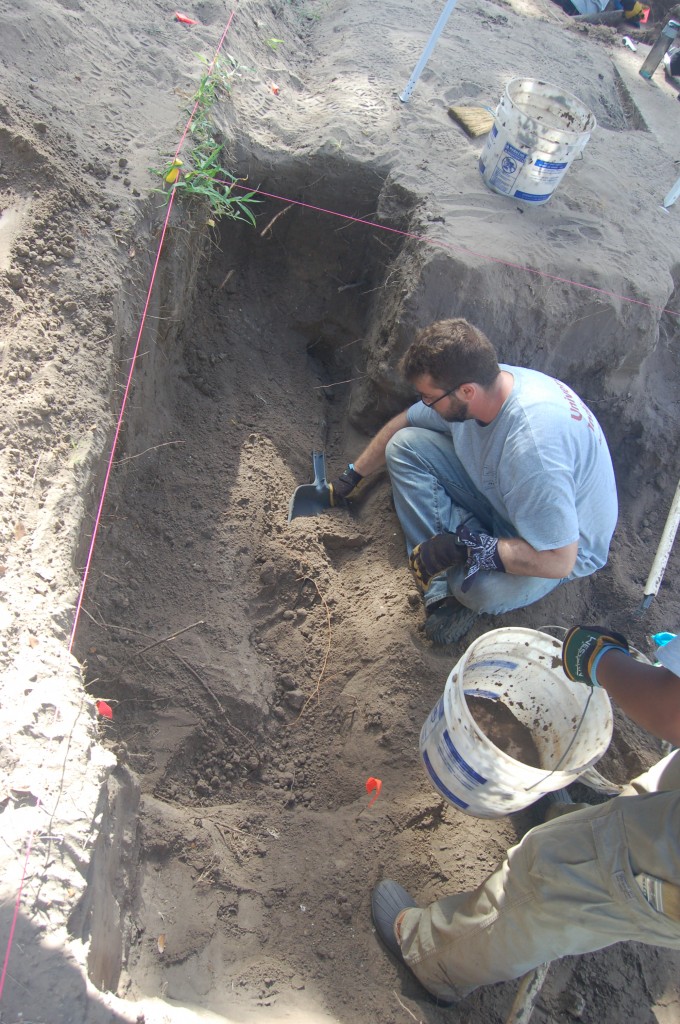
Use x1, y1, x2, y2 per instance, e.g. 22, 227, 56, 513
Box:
487, 141, 527, 195
514, 190, 553, 202
469, 658, 518, 672
422, 750, 470, 809
421, 696, 444, 747
441, 729, 487, 787
536, 159, 568, 170
502, 142, 526, 163
430, 696, 444, 724
464, 688, 499, 701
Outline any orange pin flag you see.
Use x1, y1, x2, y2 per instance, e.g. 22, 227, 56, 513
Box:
365, 776, 382, 807
96, 700, 113, 720
175, 12, 198, 24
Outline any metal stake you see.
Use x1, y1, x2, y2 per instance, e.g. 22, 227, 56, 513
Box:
663, 174, 680, 209
400, 0, 459, 103
640, 477, 680, 610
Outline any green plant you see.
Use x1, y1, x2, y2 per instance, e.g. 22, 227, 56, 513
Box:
265, 37, 284, 49
159, 145, 258, 226
151, 54, 259, 227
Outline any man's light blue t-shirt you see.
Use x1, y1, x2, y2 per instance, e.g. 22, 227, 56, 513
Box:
406, 365, 618, 579
657, 636, 680, 678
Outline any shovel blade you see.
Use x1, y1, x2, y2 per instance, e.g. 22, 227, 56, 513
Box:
288, 451, 333, 522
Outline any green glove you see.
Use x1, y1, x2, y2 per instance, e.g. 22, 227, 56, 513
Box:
329, 464, 362, 506
562, 625, 630, 687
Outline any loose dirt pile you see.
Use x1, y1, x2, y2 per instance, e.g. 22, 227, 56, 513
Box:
1, 1, 680, 1023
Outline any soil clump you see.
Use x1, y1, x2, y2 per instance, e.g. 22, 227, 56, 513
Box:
467, 695, 543, 768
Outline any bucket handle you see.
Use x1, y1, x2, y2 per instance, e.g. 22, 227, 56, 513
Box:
524, 687, 594, 792
539, 623, 567, 639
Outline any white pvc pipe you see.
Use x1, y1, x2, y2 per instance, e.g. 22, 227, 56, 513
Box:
400, 0, 459, 102
663, 174, 680, 208
641, 477, 680, 608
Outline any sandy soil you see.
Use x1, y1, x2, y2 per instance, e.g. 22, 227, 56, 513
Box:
1, 1, 680, 1023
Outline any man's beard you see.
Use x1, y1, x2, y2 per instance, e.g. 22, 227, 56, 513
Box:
439, 398, 469, 422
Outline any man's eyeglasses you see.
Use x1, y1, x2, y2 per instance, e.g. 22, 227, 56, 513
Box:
419, 385, 461, 408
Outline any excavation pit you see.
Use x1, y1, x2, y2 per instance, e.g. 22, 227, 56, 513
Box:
67, 148, 680, 1018
2, 2, 680, 1021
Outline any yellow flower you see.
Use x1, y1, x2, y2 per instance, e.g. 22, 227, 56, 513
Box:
164, 159, 183, 184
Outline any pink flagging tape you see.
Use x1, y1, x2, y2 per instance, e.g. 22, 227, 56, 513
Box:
225, 181, 680, 320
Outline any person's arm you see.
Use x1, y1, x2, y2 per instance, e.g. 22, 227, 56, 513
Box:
497, 537, 578, 579
596, 650, 680, 745
352, 411, 409, 476
409, 531, 577, 594
329, 411, 409, 503
562, 626, 680, 745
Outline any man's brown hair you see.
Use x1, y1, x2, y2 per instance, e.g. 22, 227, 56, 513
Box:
399, 318, 500, 390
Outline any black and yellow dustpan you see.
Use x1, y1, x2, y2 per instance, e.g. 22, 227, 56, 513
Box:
288, 451, 333, 522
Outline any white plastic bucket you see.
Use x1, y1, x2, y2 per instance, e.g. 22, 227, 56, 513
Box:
419, 627, 613, 818
479, 78, 596, 204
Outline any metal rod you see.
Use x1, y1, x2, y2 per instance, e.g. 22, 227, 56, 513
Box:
399, 0, 459, 103
640, 477, 680, 610
663, 174, 680, 209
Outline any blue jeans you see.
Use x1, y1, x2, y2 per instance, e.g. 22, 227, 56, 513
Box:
384, 427, 564, 614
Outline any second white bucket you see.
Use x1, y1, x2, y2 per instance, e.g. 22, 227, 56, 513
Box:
479, 78, 596, 204
420, 627, 613, 818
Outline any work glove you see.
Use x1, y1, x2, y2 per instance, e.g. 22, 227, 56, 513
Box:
623, 0, 645, 25
329, 464, 363, 506
454, 525, 506, 593
409, 532, 467, 590
562, 625, 630, 687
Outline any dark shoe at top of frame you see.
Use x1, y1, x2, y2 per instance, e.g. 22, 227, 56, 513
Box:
371, 880, 456, 1009
424, 596, 478, 646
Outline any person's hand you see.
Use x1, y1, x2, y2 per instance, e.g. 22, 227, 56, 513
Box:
623, 0, 645, 24
454, 525, 506, 592
409, 533, 467, 590
562, 625, 630, 687
329, 464, 363, 506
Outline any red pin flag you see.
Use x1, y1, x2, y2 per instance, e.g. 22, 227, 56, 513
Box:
365, 776, 382, 807
96, 700, 113, 719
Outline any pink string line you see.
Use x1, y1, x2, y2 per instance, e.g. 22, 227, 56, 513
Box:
0, 829, 35, 1000
67, 13, 236, 656
66, 189, 176, 655
0, 11, 239, 1011
173, 10, 236, 160
225, 181, 680, 320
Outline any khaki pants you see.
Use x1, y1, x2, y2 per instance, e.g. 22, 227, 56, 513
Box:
399, 751, 680, 1002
